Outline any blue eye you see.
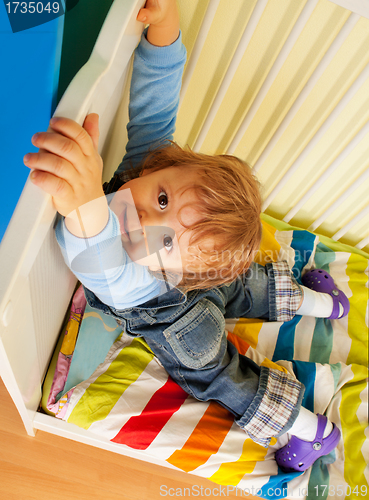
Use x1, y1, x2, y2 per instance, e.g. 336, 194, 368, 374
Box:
163, 234, 173, 252
158, 190, 168, 210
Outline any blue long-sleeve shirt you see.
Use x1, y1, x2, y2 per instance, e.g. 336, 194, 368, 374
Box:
55, 30, 187, 309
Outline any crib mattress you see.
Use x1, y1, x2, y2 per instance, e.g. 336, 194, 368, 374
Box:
41, 214, 368, 500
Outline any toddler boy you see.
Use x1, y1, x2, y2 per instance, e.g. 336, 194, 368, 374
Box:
24, 0, 345, 472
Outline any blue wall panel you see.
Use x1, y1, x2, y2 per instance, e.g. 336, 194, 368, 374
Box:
0, 6, 63, 242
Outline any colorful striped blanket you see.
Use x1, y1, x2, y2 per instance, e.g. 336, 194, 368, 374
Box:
42, 214, 368, 500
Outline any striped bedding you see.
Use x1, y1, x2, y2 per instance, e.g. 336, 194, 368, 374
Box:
42, 214, 368, 500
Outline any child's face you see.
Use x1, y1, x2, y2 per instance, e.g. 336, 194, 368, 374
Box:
111, 167, 204, 274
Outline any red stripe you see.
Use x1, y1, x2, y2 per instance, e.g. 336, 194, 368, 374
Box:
112, 376, 188, 449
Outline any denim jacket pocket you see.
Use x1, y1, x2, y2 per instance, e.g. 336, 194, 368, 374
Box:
163, 299, 225, 369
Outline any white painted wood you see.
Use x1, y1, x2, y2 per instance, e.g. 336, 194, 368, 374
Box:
0, 0, 144, 437
308, 166, 369, 231
283, 119, 369, 222
262, 29, 369, 212
33, 412, 179, 469
332, 204, 369, 241
179, 0, 221, 107
327, 0, 369, 20
0, 278, 42, 434
54, 0, 145, 142
356, 234, 369, 250
227, 0, 319, 154
193, 0, 269, 152
253, 13, 360, 176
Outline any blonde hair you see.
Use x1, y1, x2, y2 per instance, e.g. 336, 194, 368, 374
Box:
139, 142, 262, 292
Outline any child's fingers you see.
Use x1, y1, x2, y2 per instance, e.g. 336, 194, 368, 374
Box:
137, 7, 149, 23
137, 6, 160, 25
29, 168, 73, 201
24, 151, 79, 186
48, 116, 96, 157
31, 131, 85, 174
82, 113, 100, 152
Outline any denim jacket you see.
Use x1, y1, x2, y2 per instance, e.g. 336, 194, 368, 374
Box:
84, 261, 304, 447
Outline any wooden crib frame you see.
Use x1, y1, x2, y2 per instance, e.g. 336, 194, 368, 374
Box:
1, 0, 368, 472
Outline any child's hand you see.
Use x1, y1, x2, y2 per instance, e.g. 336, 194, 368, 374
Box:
137, 0, 179, 46
24, 114, 109, 237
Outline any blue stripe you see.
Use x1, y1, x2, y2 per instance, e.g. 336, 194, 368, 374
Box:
291, 360, 316, 412
257, 470, 302, 499
290, 231, 317, 282
272, 315, 301, 363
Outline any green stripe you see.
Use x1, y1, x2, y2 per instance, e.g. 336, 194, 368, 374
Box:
309, 318, 333, 364
68, 337, 154, 429
307, 459, 330, 500
329, 363, 342, 393
313, 246, 336, 270
309, 250, 336, 364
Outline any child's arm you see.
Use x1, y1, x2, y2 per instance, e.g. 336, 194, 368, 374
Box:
55, 209, 166, 309
25, 0, 184, 235
25, 115, 163, 308
114, 0, 186, 177
24, 1, 185, 309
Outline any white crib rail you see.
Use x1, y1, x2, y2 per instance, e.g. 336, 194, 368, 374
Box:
179, 0, 369, 253
0, 0, 144, 436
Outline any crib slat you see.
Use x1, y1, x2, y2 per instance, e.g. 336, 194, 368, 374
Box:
332, 204, 369, 241
283, 119, 369, 222
262, 42, 369, 211
227, 0, 319, 155
356, 234, 369, 250
308, 166, 369, 231
253, 14, 360, 210
179, 0, 221, 107
253, 13, 361, 177
252, 13, 361, 176
193, 0, 269, 152
327, 0, 369, 20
